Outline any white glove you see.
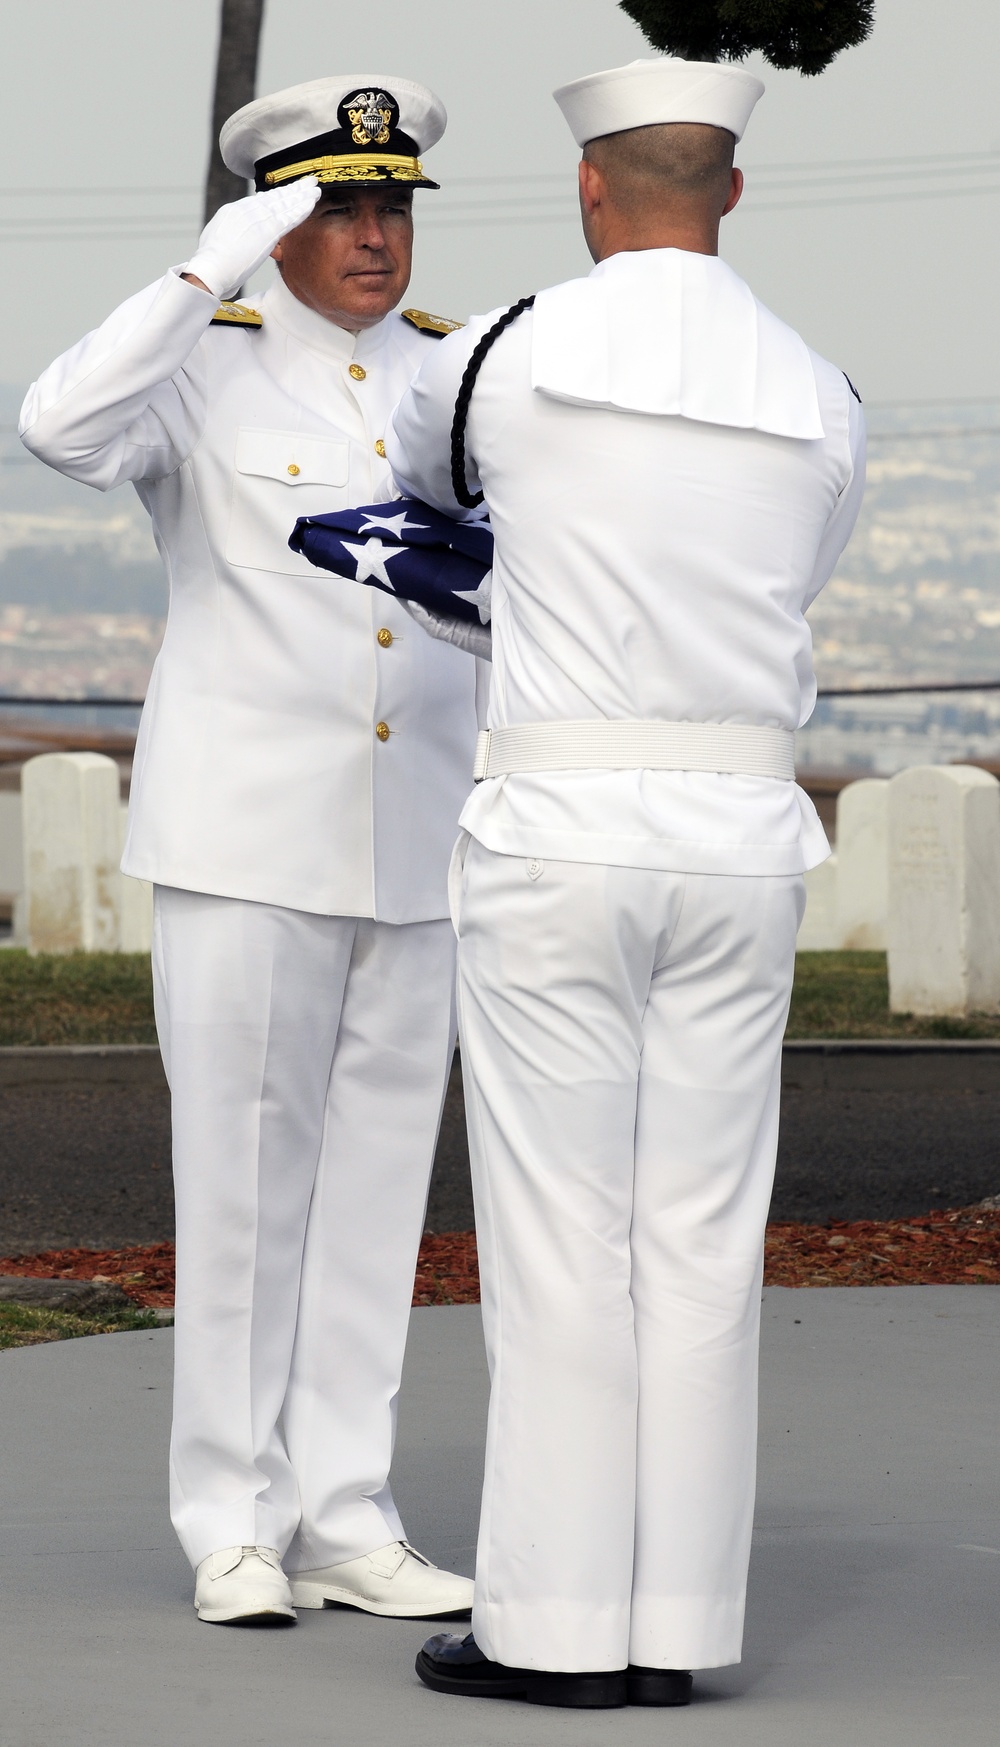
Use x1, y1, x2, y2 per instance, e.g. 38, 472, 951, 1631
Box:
403, 599, 493, 661
183, 177, 322, 299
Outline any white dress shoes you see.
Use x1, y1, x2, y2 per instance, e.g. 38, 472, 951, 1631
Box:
194, 1545, 296, 1624
289, 1540, 474, 1618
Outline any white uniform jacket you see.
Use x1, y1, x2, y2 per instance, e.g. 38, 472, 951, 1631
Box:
20, 272, 478, 921
387, 248, 866, 878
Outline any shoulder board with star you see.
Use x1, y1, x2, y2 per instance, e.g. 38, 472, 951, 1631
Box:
210, 301, 263, 329
401, 308, 464, 339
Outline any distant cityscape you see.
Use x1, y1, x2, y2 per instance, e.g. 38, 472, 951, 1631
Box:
0, 603, 163, 701
2, 393, 1000, 773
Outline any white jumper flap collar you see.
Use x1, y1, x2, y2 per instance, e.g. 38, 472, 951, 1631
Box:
530, 249, 824, 440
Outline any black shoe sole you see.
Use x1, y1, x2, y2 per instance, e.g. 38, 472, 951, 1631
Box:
207, 1613, 297, 1628
415, 1651, 627, 1708
627, 1668, 693, 1706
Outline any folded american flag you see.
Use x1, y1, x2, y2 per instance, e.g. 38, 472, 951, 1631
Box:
289, 500, 493, 626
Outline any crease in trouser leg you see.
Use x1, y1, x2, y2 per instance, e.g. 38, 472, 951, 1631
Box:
627, 874, 800, 1670
459, 848, 649, 1673
458, 849, 801, 1676
282, 916, 459, 1573
157, 888, 352, 1568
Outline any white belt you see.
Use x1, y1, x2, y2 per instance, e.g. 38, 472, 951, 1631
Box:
473, 720, 796, 782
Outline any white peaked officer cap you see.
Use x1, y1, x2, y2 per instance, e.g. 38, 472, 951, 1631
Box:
554, 57, 764, 146
221, 74, 447, 191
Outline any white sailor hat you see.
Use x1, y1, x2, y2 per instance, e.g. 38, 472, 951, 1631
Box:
554, 57, 764, 146
221, 74, 447, 191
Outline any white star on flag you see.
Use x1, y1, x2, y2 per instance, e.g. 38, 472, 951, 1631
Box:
356, 510, 430, 540
341, 537, 402, 589
452, 569, 493, 623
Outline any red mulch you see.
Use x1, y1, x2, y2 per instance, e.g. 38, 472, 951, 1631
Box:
3, 1210, 1000, 1308
412, 1232, 481, 1306
764, 1205, 1000, 1287
0, 1241, 178, 1308
0, 1234, 482, 1310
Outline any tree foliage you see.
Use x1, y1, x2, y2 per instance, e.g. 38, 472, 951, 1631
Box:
618, 0, 875, 74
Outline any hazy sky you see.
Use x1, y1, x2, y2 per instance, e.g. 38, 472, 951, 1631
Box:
1, 0, 998, 403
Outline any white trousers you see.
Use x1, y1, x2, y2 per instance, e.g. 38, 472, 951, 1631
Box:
454, 841, 804, 1674
152, 887, 457, 1570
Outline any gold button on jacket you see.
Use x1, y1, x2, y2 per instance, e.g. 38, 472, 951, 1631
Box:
374, 439, 387, 458
377, 628, 393, 648
286, 462, 300, 476
375, 721, 391, 742
349, 363, 367, 381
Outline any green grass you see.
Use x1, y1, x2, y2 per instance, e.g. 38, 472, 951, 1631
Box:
0, 1302, 161, 1349
0, 950, 156, 1046
1, 949, 998, 1049
788, 952, 1000, 1039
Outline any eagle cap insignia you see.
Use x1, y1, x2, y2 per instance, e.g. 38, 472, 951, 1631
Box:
341, 89, 397, 148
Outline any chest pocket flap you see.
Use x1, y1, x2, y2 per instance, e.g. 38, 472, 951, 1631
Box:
234, 428, 349, 487
227, 428, 352, 575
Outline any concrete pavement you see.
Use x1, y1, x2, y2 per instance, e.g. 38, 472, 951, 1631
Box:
0, 1290, 999, 1745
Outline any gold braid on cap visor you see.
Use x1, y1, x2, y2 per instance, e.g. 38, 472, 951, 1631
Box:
264, 153, 427, 184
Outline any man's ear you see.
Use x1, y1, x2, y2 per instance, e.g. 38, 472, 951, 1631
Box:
271, 240, 284, 263
722, 167, 744, 217
579, 157, 604, 216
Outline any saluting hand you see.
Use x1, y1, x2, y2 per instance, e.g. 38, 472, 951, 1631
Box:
182, 176, 322, 299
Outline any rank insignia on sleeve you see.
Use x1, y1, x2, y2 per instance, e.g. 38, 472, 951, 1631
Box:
401, 307, 464, 338
210, 301, 264, 328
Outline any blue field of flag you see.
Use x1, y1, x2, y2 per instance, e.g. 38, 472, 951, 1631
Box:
289, 500, 493, 626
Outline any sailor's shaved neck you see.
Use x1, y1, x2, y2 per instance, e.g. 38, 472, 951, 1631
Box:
579, 122, 743, 262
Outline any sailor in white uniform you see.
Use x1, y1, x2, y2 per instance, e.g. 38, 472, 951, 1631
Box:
386, 57, 865, 1707
20, 75, 477, 1625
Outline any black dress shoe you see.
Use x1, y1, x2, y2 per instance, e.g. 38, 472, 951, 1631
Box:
415, 1632, 627, 1708
627, 1665, 693, 1706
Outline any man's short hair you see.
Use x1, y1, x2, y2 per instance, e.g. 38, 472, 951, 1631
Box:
583, 122, 735, 215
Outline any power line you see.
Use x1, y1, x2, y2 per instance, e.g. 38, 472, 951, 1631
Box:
0, 186, 199, 198
3, 680, 1000, 710
742, 183, 1000, 214
0, 696, 144, 707
1, 181, 995, 241
866, 395, 1000, 407
746, 165, 1000, 193
865, 427, 1000, 441
817, 680, 1000, 698
746, 149, 1000, 173
0, 148, 996, 241
0, 150, 994, 197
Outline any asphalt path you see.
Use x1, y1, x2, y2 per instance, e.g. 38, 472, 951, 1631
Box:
2, 1054, 1000, 1253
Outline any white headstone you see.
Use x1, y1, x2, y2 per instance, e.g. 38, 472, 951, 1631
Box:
887, 764, 1000, 1016
835, 778, 889, 950
796, 854, 839, 950
0, 790, 23, 906
118, 802, 153, 953
21, 752, 122, 953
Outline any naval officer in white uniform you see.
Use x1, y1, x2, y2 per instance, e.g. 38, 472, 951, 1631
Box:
20, 75, 477, 1625
386, 57, 865, 1707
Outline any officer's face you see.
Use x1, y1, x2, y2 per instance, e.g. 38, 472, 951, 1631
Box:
271, 186, 414, 330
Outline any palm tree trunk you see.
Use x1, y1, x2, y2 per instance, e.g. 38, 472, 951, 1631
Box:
203, 0, 267, 224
